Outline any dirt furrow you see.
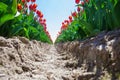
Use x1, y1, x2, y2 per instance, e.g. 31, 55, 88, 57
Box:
0, 37, 86, 80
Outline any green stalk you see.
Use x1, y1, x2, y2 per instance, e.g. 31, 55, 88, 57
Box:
11, 0, 17, 15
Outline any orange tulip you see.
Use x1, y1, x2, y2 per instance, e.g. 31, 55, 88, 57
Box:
17, 4, 22, 11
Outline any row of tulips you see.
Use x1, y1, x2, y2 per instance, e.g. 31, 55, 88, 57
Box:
57, 0, 87, 37
55, 0, 120, 43
18, 0, 52, 41
56, 0, 85, 42
0, 0, 52, 43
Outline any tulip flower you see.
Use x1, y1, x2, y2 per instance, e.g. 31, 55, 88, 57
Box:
64, 20, 69, 24
17, 4, 22, 11
77, 6, 81, 12
40, 13, 43, 18
27, 0, 30, 2
75, 0, 80, 4
61, 22, 68, 30
32, 3, 37, 11
69, 16, 72, 20
85, 0, 89, 3
29, 4, 33, 10
36, 10, 43, 18
81, 1, 85, 6
43, 26, 47, 31
22, 0, 25, 3
69, 16, 73, 22
43, 19, 46, 23
24, 4, 28, 8
72, 11, 77, 17
36, 10, 41, 16
33, 3, 37, 9
29, 4, 37, 11
39, 18, 43, 22
31, 0, 36, 2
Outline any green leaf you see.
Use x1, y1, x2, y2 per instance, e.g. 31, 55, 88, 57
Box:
11, 0, 17, 15
28, 26, 39, 38
113, 1, 120, 26
11, 26, 24, 36
0, 14, 14, 26
79, 20, 93, 35
23, 28, 29, 38
0, 2, 8, 15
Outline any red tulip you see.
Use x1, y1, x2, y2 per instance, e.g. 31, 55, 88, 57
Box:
43, 19, 46, 23
40, 13, 43, 18
29, 4, 37, 11
81, 1, 84, 6
33, 8, 36, 12
85, 0, 89, 3
39, 18, 43, 22
64, 24, 68, 28
36, 10, 41, 16
44, 26, 47, 31
33, 3, 37, 9
69, 16, 72, 20
75, 0, 80, 4
42, 23, 46, 28
36, 10, 43, 18
27, 0, 30, 2
69, 16, 73, 22
17, 4, 22, 11
69, 19, 73, 23
61, 22, 68, 30
61, 26, 64, 30
77, 6, 81, 12
29, 4, 33, 10
24, 4, 28, 8
22, 0, 25, 3
31, 0, 36, 2
64, 20, 69, 24
46, 31, 49, 35
62, 22, 64, 25
72, 11, 77, 17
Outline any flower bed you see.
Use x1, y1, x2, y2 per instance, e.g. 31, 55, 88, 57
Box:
55, 0, 120, 43
0, 0, 52, 43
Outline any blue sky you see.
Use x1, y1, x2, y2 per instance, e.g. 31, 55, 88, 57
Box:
36, 0, 76, 42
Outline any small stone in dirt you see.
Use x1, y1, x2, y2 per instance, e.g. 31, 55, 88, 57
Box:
65, 61, 78, 68
62, 76, 70, 80
22, 66, 30, 72
0, 73, 6, 77
15, 68, 23, 74
32, 70, 40, 75
78, 72, 95, 80
18, 37, 29, 44
61, 56, 70, 60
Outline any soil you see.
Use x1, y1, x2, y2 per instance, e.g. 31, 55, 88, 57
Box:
0, 36, 93, 80
0, 30, 120, 80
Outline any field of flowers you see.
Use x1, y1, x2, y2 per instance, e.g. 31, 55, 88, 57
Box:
0, 0, 52, 43
55, 0, 120, 43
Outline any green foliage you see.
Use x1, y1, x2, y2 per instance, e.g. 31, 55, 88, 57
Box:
0, 0, 17, 26
55, 0, 120, 43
